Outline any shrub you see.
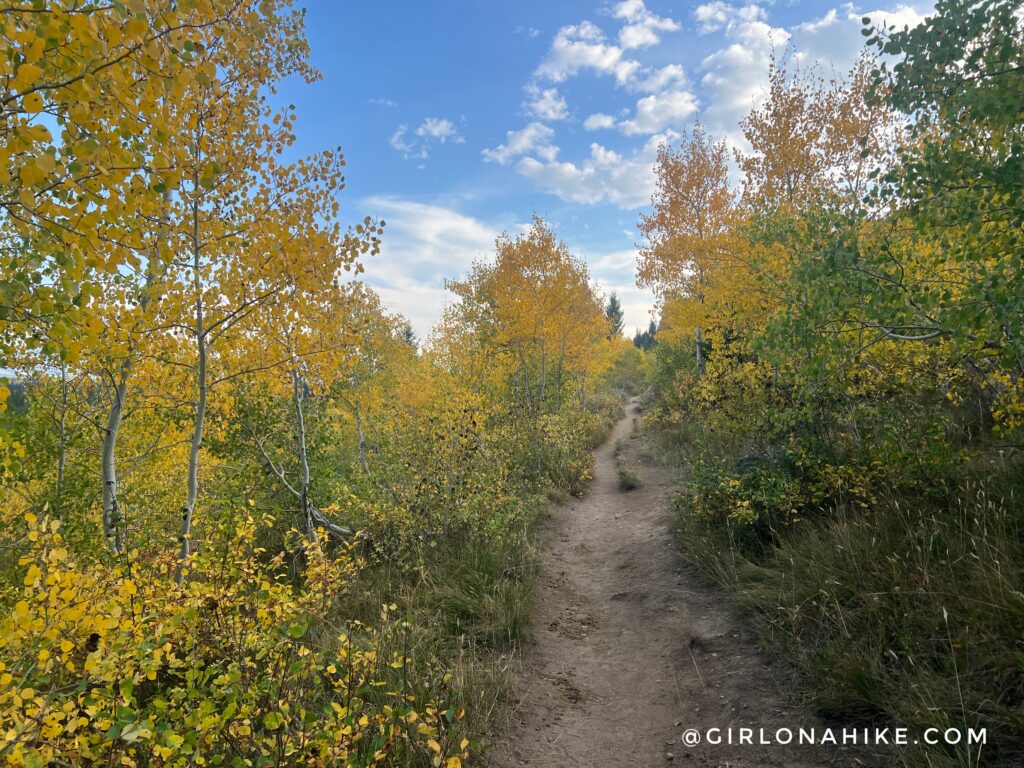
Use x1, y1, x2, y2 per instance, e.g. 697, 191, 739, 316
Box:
0, 513, 471, 768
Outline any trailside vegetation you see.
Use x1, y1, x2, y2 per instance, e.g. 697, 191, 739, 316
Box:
638, 2, 1024, 765
0, 4, 632, 766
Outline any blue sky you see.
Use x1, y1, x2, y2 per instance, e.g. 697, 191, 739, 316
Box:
279, 0, 930, 338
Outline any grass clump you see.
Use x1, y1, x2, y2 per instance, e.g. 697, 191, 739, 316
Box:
617, 466, 641, 491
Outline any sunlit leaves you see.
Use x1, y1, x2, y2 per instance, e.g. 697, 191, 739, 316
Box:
0, 513, 472, 767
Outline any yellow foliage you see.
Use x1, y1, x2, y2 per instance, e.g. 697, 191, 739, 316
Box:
0, 514, 471, 767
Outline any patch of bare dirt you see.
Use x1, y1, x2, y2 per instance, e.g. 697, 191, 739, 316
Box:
487, 400, 873, 768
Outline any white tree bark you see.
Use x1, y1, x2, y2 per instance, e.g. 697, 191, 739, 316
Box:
54, 362, 68, 519
101, 362, 130, 555
292, 369, 317, 542
176, 190, 206, 583
99, 190, 169, 556
353, 400, 369, 476
695, 326, 705, 378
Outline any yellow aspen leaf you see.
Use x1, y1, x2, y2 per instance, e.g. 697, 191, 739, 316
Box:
69, 14, 90, 36
123, 18, 147, 40
23, 92, 44, 113
12, 62, 42, 90
23, 565, 41, 585
23, 36, 44, 63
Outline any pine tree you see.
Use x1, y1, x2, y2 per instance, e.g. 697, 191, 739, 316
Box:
605, 293, 625, 338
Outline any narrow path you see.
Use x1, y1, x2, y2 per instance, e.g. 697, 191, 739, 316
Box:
489, 401, 853, 768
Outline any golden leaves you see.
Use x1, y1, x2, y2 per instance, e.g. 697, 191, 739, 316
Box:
11, 63, 42, 91
2, 509, 479, 766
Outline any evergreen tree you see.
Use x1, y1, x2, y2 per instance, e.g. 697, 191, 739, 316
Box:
605, 293, 625, 338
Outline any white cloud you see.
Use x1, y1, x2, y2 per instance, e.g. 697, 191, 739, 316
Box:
588, 249, 637, 273
589, 143, 622, 167
633, 63, 687, 93
369, 97, 397, 107
515, 133, 670, 209
864, 4, 929, 30
695, 3, 788, 141
390, 117, 464, 160
535, 20, 641, 85
416, 118, 464, 143
359, 197, 499, 337
389, 126, 426, 160
482, 122, 559, 165
790, 4, 929, 72
694, 1, 766, 33
614, 0, 682, 50
532, 5, 682, 87
619, 89, 699, 135
619, 24, 660, 49
524, 85, 569, 121
693, 1, 930, 144
583, 112, 617, 131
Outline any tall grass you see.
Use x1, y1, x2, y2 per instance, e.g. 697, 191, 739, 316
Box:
340, 517, 542, 759
670, 470, 1024, 767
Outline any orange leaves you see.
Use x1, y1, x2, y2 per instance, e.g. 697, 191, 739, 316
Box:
637, 124, 736, 303
737, 53, 894, 214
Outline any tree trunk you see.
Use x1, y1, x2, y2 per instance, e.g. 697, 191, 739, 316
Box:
556, 334, 567, 410
100, 190, 169, 556
293, 369, 317, 542
695, 326, 705, 378
54, 363, 68, 519
177, 190, 206, 584
539, 342, 547, 410
517, 348, 531, 411
354, 400, 369, 475
101, 361, 130, 555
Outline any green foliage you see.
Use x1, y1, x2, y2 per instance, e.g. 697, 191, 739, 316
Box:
640, 2, 1024, 764
616, 466, 640, 491
604, 293, 625, 338
672, 476, 1024, 766
602, 345, 649, 398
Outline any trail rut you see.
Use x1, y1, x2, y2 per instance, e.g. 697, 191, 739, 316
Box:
488, 401, 865, 768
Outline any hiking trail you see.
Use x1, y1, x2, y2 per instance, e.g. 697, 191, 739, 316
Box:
489, 400, 863, 767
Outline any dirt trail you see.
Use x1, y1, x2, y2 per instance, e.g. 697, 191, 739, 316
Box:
489, 401, 852, 768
